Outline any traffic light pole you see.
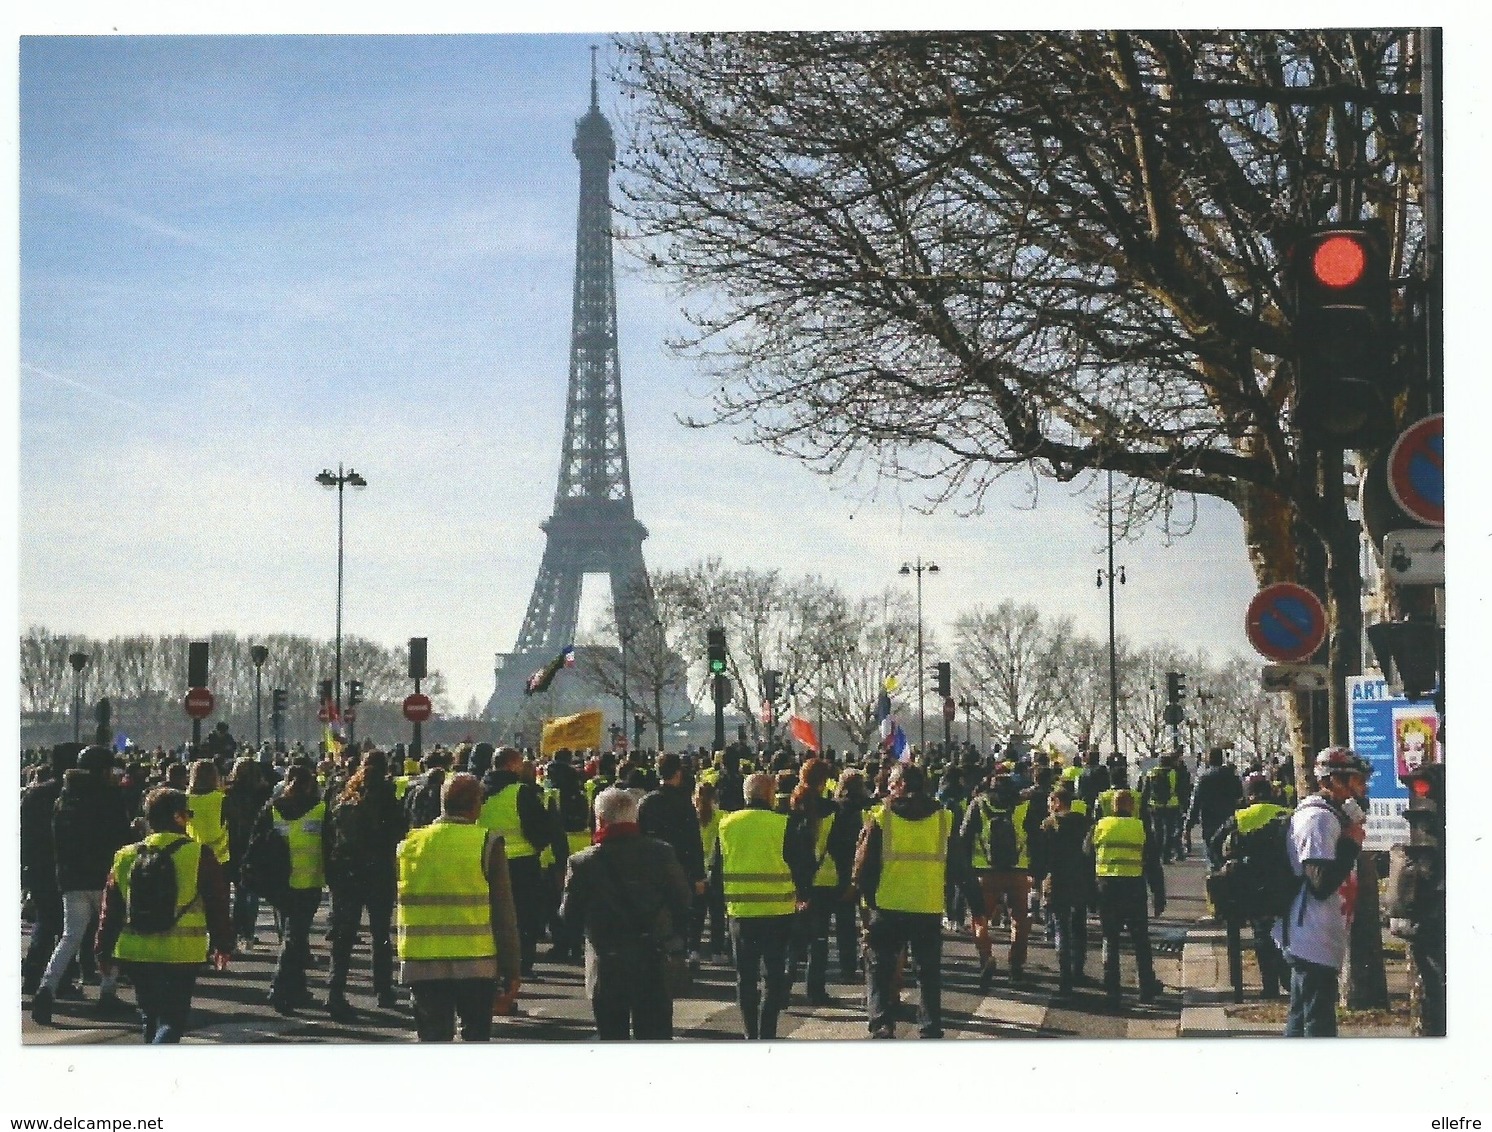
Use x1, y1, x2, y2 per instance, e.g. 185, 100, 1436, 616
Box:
713, 675, 726, 753
411, 676, 422, 765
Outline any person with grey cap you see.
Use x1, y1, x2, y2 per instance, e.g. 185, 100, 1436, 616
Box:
30, 744, 135, 1024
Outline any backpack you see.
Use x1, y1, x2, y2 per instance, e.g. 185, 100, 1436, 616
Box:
126, 838, 190, 934
404, 772, 444, 830
242, 822, 292, 909
1148, 768, 1172, 806
327, 794, 374, 885
1219, 812, 1298, 920
559, 789, 590, 834
981, 804, 1021, 871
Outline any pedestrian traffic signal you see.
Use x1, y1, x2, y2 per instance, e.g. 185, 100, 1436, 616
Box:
763, 670, 781, 703
934, 661, 951, 698
707, 628, 727, 674
1290, 224, 1394, 444
348, 679, 364, 709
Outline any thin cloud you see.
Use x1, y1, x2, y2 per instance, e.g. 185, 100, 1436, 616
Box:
24, 175, 220, 254
20, 362, 149, 415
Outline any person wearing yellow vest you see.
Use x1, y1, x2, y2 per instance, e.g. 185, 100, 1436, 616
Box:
94, 788, 233, 1043
961, 775, 1035, 986
693, 779, 727, 961
477, 744, 552, 977
851, 762, 976, 1039
714, 772, 806, 1039
1208, 774, 1291, 1002
786, 758, 856, 1006
1142, 753, 1184, 863
255, 762, 329, 1015
397, 773, 522, 1042
185, 759, 231, 867
1084, 789, 1166, 1009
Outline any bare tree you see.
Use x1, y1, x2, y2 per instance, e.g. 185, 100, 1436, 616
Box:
954, 601, 1070, 747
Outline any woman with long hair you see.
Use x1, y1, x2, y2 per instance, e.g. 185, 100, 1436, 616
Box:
222, 758, 270, 948
786, 758, 858, 1003
186, 759, 230, 867
691, 780, 726, 960
325, 748, 405, 1016
252, 761, 327, 1014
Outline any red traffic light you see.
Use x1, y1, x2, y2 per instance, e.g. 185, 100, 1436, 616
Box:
1410, 776, 1434, 798
1311, 234, 1368, 289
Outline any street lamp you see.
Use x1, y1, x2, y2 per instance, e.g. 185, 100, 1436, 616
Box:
68, 651, 90, 744
250, 644, 269, 747
898, 557, 940, 753
1096, 469, 1126, 759
316, 464, 368, 718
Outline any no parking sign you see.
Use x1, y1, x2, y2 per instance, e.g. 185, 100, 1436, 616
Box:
1245, 583, 1327, 664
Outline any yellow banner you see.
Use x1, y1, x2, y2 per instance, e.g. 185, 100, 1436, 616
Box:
541, 710, 605, 756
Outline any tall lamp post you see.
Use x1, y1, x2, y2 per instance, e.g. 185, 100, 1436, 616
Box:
250, 645, 269, 747
68, 651, 90, 744
316, 464, 368, 718
1096, 469, 1126, 758
898, 557, 939, 753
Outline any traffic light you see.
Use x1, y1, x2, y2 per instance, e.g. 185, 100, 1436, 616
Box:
934, 661, 951, 698
1290, 224, 1394, 444
763, 670, 781, 703
1367, 620, 1442, 703
1164, 671, 1187, 727
187, 641, 209, 689
408, 637, 428, 681
348, 680, 364, 710
271, 689, 287, 717
319, 679, 334, 708
707, 628, 727, 674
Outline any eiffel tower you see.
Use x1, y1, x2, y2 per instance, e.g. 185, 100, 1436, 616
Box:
486, 54, 661, 724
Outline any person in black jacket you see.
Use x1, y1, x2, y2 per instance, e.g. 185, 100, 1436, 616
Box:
222, 757, 272, 948
638, 752, 707, 937
1186, 749, 1245, 870
31, 745, 134, 1023
559, 786, 692, 1040
1033, 782, 1093, 998
21, 743, 85, 1001
325, 749, 407, 1016
1076, 749, 1111, 815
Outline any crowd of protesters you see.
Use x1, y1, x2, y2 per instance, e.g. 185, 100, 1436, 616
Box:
20, 721, 1318, 1043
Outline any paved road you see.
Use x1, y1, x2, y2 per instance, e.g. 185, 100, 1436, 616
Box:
22, 857, 1214, 1044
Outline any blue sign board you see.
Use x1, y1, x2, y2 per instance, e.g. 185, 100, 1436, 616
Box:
1347, 675, 1440, 850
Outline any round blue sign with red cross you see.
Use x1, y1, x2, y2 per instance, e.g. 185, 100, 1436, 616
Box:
1246, 583, 1328, 664
1387, 414, 1443, 527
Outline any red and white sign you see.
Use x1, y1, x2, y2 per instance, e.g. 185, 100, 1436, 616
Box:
183, 687, 215, 720
402, 693, 433, 723
1246, 583, 1328, 665
1387, 414, 1443, 527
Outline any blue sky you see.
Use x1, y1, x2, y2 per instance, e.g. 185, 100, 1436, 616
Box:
18, 33, 1265, 710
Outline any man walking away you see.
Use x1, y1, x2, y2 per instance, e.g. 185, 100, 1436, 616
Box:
560, 787, 692, 1039
396, 773, 521, 1042
21, 744, 79, 1000
853, 763, 980, 1039
715, 772, 803, 1039
1035, 782, 1092, 998
32, 745, 134, 1023
478, 745, 551, 977
962, 774, 1032, 986
95, 788, 233, 1043
1186, 748, 1244, 875
638, 752, 708, 958
1209, 774, 1290, 1003
1085, 789, 1165, 1010
1276, 747, 1368, 1037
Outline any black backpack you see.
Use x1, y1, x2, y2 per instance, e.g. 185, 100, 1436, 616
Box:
242, 822, 292, 909
126, 838, 191, 934
1148, 768, 1173, 806
981, 804, 1021, 871
405, 773, 444, 830
1219, 812, 1298, 920
327, 795, 373, 885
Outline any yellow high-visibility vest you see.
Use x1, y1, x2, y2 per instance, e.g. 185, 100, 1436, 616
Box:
1092, 816, 1147, 878
699, 809, 722, 861
274, 801, 326, 890
1235, 801, 1289, 835
874, 807, 950, 915
478, 783, 537, 859
396, 821, 494, 962
112, 833, 208, 965
811, 810, 840, 888
718, 808, 795, 918
186, 789, 230, 865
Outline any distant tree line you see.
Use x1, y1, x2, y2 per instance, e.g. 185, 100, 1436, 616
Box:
19, 627, 449, 749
